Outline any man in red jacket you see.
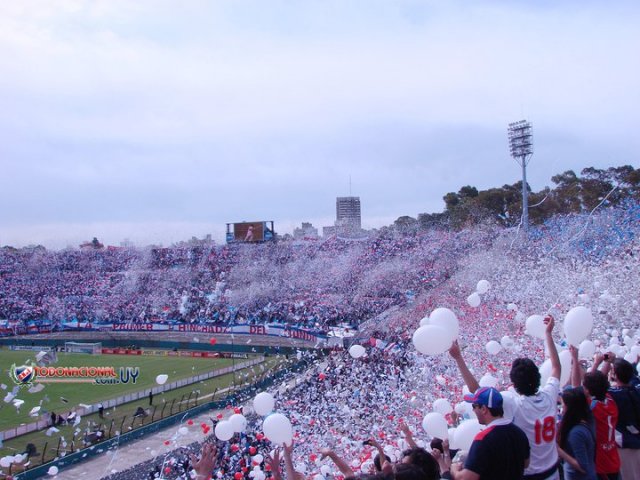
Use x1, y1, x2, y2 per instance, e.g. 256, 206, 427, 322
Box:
583, 370, 620, 479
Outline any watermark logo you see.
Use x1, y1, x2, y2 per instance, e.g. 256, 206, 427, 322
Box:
9, 365, 140, 386
10, 364, 37, 387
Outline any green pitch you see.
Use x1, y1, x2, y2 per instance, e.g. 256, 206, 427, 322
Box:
0, 349, 235, 433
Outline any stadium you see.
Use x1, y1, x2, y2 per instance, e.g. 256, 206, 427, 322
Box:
1, 195, 639, 479
2, 2, 640, 478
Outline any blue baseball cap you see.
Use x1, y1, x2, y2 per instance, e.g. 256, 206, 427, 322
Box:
464, 387, 503, 408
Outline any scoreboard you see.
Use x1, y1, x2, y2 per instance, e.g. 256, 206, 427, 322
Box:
226, 221, 275, 243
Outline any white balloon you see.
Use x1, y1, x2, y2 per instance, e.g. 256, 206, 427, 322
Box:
514, 311, 526, 324
611, 344, 627, 358
432, 398, 453, 415
412, 325, 451, 355
178, 426, 189, 436
252, 454, 264, 464
578, 340, 596, 360
454, 402, 466, 415
229, 413, 247, 433
348, 345, 366, 359
479, 374, 498, 388
525, 315, 546, 339
485, 341, 502, 356
454, 420, 482, 451
507, 303, 518, 311
539, 359, 552, 386
214, 420, 234, 441
429, 308, 459, 341
476, 280, 491, 294
155, 374, 168, 385
448, 427, 458, 449
559, 350, 572, 386
0, 457, 12, 468
467, 293, 481, 308
419, 315, 430, 326
564, 306, 594, 346
47, 465, 59, 476
253, 392, 275, 416
422, 412, 448, 440
263, 413, 293, 446
500, 390, 516, 422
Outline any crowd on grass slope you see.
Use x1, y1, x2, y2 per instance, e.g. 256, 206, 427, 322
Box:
0, 225, 488, 330
1, 203, 638, 333
91, 204, 640, 480
1, 204, 640, 479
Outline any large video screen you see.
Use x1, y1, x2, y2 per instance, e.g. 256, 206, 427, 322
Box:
233, 222, 265, 242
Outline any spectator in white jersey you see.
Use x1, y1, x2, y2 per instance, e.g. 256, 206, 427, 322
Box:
449, 314, 561, 480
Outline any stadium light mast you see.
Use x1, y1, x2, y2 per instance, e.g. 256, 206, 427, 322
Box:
508, 120, 534, 236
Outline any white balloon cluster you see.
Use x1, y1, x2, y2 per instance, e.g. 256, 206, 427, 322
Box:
422, 412, 448, 440
467, 279, 491, 307
413, 308, 459, 355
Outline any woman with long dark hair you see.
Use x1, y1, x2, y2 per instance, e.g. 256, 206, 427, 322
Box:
558, 388, 597, 480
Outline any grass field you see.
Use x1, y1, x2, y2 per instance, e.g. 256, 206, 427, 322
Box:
0, 349, 236, 432
0, 349, 286, 470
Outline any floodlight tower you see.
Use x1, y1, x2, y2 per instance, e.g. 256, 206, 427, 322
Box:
508, 120, 534, 235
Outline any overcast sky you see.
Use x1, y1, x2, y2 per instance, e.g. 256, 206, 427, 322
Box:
1, 1, 639, 248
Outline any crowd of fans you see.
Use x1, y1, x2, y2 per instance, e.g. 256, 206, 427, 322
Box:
0, 224, 491, 331
94, 203, 640, 480
101, 312, 640, 480
2, 203, 638, 334
1, 203, 640, 479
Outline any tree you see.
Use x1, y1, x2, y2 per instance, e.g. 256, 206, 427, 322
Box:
394, 216, 418, 234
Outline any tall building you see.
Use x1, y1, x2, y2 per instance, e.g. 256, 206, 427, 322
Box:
336, 196, 361, 230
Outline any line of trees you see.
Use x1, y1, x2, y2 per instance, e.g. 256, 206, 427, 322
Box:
393, 165, 640, 232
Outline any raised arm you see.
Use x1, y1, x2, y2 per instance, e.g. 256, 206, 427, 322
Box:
591, 352, 614, 376
266, 448, 283, 480
190, 443, 217, 480
283, 442, 305, 480
449, 341, 480, 393
399, 420, 418, 449
569, 345, 582, 388
544, 315, 561, 381
320, 448, 355, 478
368, 437, 393, 476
